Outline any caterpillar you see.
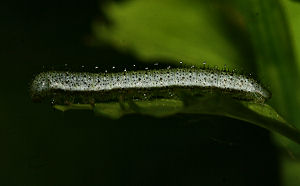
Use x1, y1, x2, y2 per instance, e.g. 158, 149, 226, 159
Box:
30, 67, 271, 104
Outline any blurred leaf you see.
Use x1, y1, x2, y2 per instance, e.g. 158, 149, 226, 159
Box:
230, 0, 300, 128
93, 0, 245, 68
282, 0, 300, 73
282, 156, 300, 186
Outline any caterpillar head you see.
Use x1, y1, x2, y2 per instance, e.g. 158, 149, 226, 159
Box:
30, 72, 50, 102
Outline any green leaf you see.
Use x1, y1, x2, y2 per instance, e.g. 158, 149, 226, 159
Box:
54, 104, 94, 111
54, 96, 300, 144
94, 102, 128, 119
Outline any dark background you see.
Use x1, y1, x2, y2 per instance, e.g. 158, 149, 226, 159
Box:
1, 0, 279, 185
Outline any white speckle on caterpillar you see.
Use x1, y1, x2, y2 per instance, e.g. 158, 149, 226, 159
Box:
31, 67, 271, 104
